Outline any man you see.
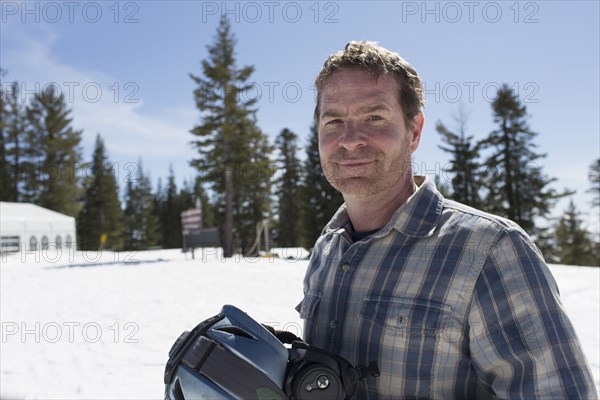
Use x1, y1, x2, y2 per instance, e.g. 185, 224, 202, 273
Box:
296, 41, 597, 399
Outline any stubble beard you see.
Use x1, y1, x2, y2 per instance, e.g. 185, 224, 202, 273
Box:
322, 146, 413, 200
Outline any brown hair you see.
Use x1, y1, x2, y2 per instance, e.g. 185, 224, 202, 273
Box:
314, 41, 425, 129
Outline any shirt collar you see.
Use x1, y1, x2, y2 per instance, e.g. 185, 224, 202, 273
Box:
325, 176, 443, 239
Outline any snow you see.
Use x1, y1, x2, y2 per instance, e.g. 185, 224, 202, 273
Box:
1, 248, 598, 398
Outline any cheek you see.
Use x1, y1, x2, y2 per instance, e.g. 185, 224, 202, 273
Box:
318, 141, 331, 163
318, 134, 336, 156
371, 129, 409, 151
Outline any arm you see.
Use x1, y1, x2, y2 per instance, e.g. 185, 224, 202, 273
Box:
468, 229, 597, 399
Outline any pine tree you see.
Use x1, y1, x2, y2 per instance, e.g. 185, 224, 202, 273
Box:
0, 77, 10, 201
157, 165, 183, 249
481, 84, 570, 233
77, 134, 123, 250
300, 123, 344, 249
533, 225, 560, 264
586, 158, 600, 267
275, 128, 302, 247
189, 17, 269, 256
588, 158, 600, 208
234, 124, 274, 255
436, 106, 482, 207
123, 160, 160, 250
154, 177, 165, 244
1, 81, 28, 202
554, 199, 599, 266
25, 86, 83, 216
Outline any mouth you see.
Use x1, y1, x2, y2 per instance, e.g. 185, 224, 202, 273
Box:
338, 160, 375, 168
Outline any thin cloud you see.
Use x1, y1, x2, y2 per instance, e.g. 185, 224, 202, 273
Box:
2, 26, 196, 170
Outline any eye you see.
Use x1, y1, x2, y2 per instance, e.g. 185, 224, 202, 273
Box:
325, 118, 343, 125
367, 115, 384, 121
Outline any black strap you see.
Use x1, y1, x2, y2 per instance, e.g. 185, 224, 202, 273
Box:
262, 324, 303, 345
183, 335, 289, 400
164, 313, 225, 384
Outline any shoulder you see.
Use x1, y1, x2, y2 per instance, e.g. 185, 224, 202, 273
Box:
440, 198, 531, 239
402, 177, 529, 242
442, 201, 554, 297
437, 198, 546, 267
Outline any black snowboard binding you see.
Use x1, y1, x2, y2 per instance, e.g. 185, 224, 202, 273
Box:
164, 305, 379, 399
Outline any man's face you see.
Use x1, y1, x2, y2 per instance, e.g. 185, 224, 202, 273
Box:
318, 69, 423, 199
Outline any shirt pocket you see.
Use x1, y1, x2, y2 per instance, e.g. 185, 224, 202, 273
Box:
361, 296, 452, 336
295, 290, 322, 320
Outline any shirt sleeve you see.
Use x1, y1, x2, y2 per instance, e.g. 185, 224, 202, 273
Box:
468, 229, 598, 399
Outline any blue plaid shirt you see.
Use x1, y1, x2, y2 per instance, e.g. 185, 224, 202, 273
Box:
297, 176, 597, 399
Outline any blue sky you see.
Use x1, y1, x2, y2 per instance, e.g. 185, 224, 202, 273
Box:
1, 1, 599, 228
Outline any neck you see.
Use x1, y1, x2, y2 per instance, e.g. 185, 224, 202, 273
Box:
345, 176, 416, 232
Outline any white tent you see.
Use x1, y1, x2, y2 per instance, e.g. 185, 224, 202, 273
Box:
0, 202, 76, 252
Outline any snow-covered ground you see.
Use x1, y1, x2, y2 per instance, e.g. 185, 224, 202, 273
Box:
1, 248, 598, 399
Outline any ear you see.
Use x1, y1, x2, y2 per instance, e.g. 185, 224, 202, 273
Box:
409, 112, 424, 153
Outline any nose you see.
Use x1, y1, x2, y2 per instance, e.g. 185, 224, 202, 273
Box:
339, 122, 367, 151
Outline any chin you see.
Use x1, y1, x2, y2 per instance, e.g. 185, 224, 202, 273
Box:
335, 179, 378, 198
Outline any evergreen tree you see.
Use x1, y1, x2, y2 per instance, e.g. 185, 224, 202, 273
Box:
436, 106, 482, 207
588, 158, 600, 208
275, 128, 302, 247
77, 134, 123, 250
300, 123, 344, 249
234, 124, 274, 255
189, 17, 269, 256
554, 199, 599, 266
25, 86, 83, 216
480, 84, 569, 233
154, 176, 165, 244
157, 165, 183, 249
0, 77, 10, 201
0, 81, 28, 202
123, 160, 160, 250
585, 158, 600, 267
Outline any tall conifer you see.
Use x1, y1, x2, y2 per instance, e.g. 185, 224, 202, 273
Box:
25, 86, 83, 216
1, 81, 29, 202
233, 124, 273, 254
157, 165, 183, 249
481, 84, 569, 233
190, 17, 270, 256
436, 106, 482, 207
123, 160, 159, 250
275, 128, 302, 247
554, 199, 599, 266
0, 78, 11, 201
588, 158, 600, 208
77, 134, 123, 250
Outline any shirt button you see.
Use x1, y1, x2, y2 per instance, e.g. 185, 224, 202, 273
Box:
341, 263, 350, 272
329, 320, 338, 329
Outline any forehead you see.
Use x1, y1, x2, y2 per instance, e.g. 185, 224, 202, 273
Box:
320, 69, 400, 109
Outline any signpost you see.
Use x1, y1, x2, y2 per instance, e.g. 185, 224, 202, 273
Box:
181, 208, 203, 234
181, 208, 220, 259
